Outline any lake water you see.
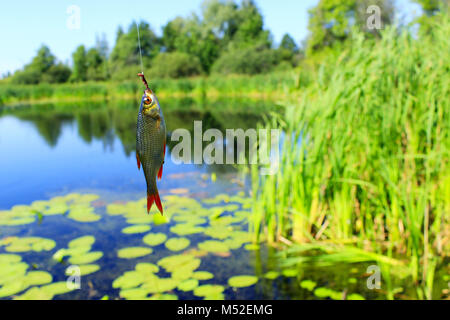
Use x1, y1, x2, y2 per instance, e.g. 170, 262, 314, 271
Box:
0, 99, 433, 300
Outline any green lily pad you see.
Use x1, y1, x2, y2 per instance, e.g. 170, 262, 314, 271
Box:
228, 275, 258, 288
0, 254, 22, 264
141, 277, 179, 294
170, 223, 205, 236
120, 287, 149, 300
68, 235, 95, 248
142, 233, 167, 246
69, 251, 103, 264
264, 271, 280, 280
157, 254, 199, 273
118, 247, 153, 259
282, 269, 298, 277
122, 225, 151, 234
203, 225, 233, 240
149, 293, 178, 300
14, 287, 53, 300
136, 263, 159, 274
165, 238, 190, 252
177, 279, 199, 292
198, 240, 229, 253
68, 210, 101, 222
24, 271, 53, 286
204, 293, 225, 300
0, 281, 27, 298
300, 280, 317, 291
70, 264, 100, 276
347, 293, 366, 300
193, 285, 225, 297
40, 281, 76, 296
192, 271, 214, 280
113, 271, 146, 289
314, 287, 342, 300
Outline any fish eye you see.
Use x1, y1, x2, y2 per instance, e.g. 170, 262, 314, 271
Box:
144, 97, 152, 105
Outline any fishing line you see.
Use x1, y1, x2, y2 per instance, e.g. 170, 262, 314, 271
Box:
136, 21, 145, 75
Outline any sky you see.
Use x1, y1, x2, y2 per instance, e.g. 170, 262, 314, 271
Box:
0, 0, 422, 76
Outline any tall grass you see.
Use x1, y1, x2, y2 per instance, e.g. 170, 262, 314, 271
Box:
0, 72, 297, 106
250, 15, 449, 299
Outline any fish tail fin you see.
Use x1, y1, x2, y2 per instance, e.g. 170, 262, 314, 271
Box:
136, 153, 141, 170
147, 191, 163, 215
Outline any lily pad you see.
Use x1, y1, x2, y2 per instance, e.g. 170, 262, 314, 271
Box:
68, 235, 95, 248
69, 264, 100, 276
118, 247, 153, 259
69, 251, 103, 265
198, 240, 229, 253
40, 281, 76, 296
264, 271, 280, 280
149, 293, 178, 300
24, 271, 53, 286
300, 280, 317, 291
177, 279, 199, 292
14, 287, 53, 300
113, 271, 146, 289
170, 223, 205, 236
122, 225, 151, 234
228, 275, 258, 288
193, 285, 225, 297
120, 287, 149, 300
136, 263, 159, 274
192, 271, 214, 280
142, 233, 167, 246
165, 238, 190, 252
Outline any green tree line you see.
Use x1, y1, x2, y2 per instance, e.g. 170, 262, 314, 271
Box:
7, 0, 447, 84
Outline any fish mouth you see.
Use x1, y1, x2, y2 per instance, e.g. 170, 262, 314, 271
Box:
142, 105, 159, 118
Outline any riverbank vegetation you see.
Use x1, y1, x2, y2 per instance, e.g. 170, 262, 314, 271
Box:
249, 8, 449, 299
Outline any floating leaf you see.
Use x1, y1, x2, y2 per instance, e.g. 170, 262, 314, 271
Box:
149, 293, 178, 300
118, 247, 152, 259
24, 271, 53, 286
177, 279, 199, 292
192, 271, 214, 280
0, 281, 27, 298
142, 277, 179, 294
198, 240, 229, 253
347, 293, 366, 300
122, 225, 151, 234
282, 269, 298, 277
142, 233, 167, 246
165, 238, 190, 252
120, 288, 149, 300
68, 235, 95, 248
170, 223, 205, 236
69, 251, 103, 265
193, 285, 225, 297
0, 254, 21, 264
300, 280, 317, 291
228, 275, 258, 288
314, 287, 342, 300
204, 293, 225, 300
14, 287, 53, 300
264, 271, 279, 280
73, 264, 100, 276
157, 254, 199, 273
40, 282, 75, 297
113, 271, 146, 289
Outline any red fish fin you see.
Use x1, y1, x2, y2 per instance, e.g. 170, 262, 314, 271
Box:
147, 192, 163, 215
154, 192, 163, 215
157, 164, 163, 180
147, 193, 154, 214
136, 153, 141, 170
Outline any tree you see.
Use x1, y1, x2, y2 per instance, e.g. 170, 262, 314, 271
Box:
70, 45, 87, 82
86, 48, 106, 81
109, 21, 160, 80
11, 45, 70, 84
150, 52, 203, 78
306, 0, 395, 54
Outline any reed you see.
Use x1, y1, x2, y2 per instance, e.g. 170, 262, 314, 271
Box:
250, 15, 450, 299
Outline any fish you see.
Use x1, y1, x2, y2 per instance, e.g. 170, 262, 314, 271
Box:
136, 73, 166, 215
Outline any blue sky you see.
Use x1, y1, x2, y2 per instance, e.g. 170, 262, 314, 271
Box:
0, 0, 421, 75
